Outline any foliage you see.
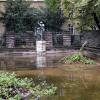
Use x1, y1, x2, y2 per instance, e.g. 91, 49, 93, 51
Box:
0, 0, 65, 32
61, 53, 96, 64
0, 72, 57, 99
42, 0, 65, 31
62, 0, 100, 31
0, 0, 38, 32
45, 0, 60, 12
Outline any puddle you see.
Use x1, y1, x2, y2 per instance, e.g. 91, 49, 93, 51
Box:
0, 51, 100, 100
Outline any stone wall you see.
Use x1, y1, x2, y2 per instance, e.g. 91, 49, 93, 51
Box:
4, 32, 74, 49
45, 32, 53, 49
5, 32, 35, 48
6, 35, 15, 48
63, 34, 71, 47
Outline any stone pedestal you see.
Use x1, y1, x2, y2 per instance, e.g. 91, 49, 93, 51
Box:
63, 34, 71, 47
36, 41, 46, 53
36, 40, 46, 68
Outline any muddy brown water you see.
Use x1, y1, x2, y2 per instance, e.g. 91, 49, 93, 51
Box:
0, 52, 100, 100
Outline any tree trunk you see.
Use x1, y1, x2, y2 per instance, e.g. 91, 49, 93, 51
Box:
92, 12, 100, 30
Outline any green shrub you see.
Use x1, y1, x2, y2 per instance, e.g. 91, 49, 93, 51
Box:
61, 53, 96, 64
0, 72, 57, 99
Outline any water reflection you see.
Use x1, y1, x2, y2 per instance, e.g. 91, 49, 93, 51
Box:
36, 53, 46, 68
0, 52, 100, 100
0, 53, 64, 71
0, 57, 36, 70
41, 74, 100, 100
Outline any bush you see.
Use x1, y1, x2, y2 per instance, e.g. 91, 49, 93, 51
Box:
60, 53, 96, 64
1, 0, 38, 32
0, 72, 57, 99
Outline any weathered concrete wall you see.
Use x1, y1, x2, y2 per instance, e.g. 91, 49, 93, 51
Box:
82, 30, 100, 47
0, 2, 5, 34
30, 1, 46, 8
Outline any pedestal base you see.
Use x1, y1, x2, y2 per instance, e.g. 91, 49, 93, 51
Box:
36, 41, 46, 53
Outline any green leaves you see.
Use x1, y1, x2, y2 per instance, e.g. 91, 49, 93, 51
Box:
63, 0, 100, 31
43, 0, 65, 31
45, 0, 60, 12
1, 0, 37, 32
61, 53, 96, 64
1, 0, 65, 32
0, 72, 57, 99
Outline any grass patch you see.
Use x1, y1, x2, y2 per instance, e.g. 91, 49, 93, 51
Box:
60, 53, 96, 64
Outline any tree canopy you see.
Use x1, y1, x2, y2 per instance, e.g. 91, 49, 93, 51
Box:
1, 0, 65, 32
62, 0, 100, 31
42, 0, 65, 31
1, 0, 38, 32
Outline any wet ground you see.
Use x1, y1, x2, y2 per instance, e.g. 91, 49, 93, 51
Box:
0, 50, 100, 100
14, 64, 100, 100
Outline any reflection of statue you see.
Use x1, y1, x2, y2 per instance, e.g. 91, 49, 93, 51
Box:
35, 21, 45, 41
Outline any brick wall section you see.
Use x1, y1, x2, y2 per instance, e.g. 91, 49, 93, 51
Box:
5, 32, 35, 48
45, 32, 53, 49
6, 35, 15, 48
5, 32, 73, 48
63, 34, 71, 47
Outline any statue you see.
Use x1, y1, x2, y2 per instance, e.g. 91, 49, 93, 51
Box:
35, 21, 45, 41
